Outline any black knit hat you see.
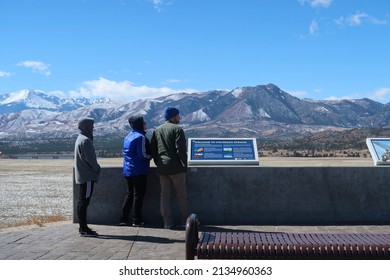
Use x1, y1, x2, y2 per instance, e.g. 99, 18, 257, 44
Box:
128, 116, 144, 130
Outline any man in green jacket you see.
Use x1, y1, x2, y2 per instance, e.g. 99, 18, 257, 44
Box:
151, 106, 188, 229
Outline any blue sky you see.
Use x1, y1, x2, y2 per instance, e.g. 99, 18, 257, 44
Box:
1, 0, 390, 103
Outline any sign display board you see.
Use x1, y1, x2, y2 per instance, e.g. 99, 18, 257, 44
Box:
366, 138, 390, 166
188, 138, 259, 165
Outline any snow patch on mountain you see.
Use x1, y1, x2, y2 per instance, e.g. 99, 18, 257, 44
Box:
314, 106, 331, 113
258, 108, 271, 118
231, 88, 243, 97
4, 109, 59, 131
186, 109, 210, 122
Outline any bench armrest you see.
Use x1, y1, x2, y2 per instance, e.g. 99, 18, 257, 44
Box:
185, 213, 199, 260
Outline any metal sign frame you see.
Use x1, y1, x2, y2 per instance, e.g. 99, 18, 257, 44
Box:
366, 138, 390, 166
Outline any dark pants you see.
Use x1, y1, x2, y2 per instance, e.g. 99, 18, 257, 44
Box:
77, 181, 94, 231
120, 175, 147, 224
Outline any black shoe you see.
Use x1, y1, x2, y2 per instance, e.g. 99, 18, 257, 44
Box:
132, 221, 146, 227
119, 222, 129, 226
79, 227, 98, 237
164, 224, 174, 229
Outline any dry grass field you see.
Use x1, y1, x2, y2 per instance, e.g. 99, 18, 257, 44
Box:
0, 159, 74, 229
0, 157, 374, 229
0, 158, 123, 229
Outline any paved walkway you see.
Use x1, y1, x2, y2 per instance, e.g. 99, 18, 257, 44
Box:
2, 221, 390, 260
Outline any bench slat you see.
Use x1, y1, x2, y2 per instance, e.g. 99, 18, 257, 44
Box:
196, 232, 390, 259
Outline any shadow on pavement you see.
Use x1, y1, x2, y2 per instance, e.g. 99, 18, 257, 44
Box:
97, 234, 184, 244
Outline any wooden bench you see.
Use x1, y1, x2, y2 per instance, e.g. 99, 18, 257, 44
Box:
185, 213, 390, 260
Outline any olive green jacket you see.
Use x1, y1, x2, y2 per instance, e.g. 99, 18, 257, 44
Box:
151, 121, 187, 175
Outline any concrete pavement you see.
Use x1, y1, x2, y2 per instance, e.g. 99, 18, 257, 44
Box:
2, 221, 390, 260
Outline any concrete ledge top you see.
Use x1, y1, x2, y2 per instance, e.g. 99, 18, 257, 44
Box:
96, 157, 376, 168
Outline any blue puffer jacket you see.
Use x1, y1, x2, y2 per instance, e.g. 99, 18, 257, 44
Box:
123, 129, 151, 177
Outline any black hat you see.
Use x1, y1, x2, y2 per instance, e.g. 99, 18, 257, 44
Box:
128, 116, 144, 130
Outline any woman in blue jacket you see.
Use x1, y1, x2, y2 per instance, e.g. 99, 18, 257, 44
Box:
120, 115, 151, 226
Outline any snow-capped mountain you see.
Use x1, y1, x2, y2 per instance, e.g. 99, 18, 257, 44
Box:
1, 84, 390, 153
0, 89, 92, 114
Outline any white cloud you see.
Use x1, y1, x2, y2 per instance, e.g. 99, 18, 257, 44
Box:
17, 60, 51, 76
290, 87, 390, 103
47, 90, 67, 98
324, 96, 341, 100
286, 90, 308, 98
0, 71, 12, 77
298, 0, 332, 8
342, 12, 368, 26
162, 79, 182, 84
368, 88, 390, 102
324, 96, 348, 100
336, 12, 387, 26
309, 20, 319, 35
325, 92, 362, 100
69, 77, 197, 101
147, 0, 174, 12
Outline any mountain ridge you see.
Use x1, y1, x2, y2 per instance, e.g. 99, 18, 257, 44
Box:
1, 83, 390, 153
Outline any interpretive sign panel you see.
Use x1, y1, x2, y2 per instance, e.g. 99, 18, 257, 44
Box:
366, 138, 390, 166
187, 138, 259, 165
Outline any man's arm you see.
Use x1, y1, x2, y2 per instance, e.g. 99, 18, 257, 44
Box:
82, 139, 101, 174
150, 131, 159, 165
176, 128, 187, 167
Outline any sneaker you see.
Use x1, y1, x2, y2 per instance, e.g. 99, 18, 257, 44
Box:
79, 228, 98, 237
79, 226, 96, 232
164, 224, 174, 229
119, 222, 129, 226
132, 221, 146, 227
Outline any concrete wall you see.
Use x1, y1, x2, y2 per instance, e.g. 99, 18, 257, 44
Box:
73, 166, 390, 226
